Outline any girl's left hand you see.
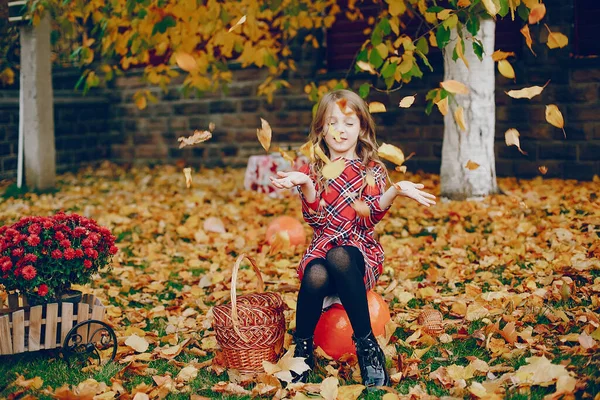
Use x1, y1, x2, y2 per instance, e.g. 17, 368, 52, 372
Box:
394, 181, 437, 207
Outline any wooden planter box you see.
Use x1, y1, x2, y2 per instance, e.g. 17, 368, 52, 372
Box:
0, 293, 106, 355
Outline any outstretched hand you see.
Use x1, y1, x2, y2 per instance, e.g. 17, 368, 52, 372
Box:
269, 171, 310, 190
395, 181, 436, 207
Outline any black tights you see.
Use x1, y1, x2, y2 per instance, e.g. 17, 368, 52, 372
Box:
295, 246, 371, 339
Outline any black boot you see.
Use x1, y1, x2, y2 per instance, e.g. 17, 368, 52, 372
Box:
352, 331, 389, 387
291, 334, 314, 383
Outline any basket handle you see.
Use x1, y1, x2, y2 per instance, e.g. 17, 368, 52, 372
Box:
230, 253, 264, 342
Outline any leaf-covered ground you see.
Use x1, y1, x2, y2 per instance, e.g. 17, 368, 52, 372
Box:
1, 162, 599, 399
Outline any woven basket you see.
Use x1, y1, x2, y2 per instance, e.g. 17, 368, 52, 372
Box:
212, 254, 285, 373
417, 308, 444, 336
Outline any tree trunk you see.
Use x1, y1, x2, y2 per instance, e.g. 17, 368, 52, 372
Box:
440, 18, 498, 200
20, 14, 56, 191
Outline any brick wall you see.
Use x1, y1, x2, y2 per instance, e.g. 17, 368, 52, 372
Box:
0, 0, 598, 181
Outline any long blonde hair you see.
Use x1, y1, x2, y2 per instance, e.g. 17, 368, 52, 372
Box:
307, 89, 387, 194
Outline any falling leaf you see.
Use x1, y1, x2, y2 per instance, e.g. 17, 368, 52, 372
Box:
125, 334, 149, 353
174, 52, 198, 72
491, 50, 516, 62
498, 60, 516, 79
399, 95, 416, 108
481, 0, 498, 16
528, 4, 546, 24
378, 143, 405, 166
440, 80, 469, 95
183, 168, 192, 188
228, 15, 246, 32
545, 104, 566, 138
178, 130, 212, 148
322, 158, 346, 180
314, 145, 331, 164
356, 61, 377, 74
277, 148, 296, 165
505, 81, 549, 99
204, 216, 226, 233
352, 199, 370, 217
454, 106, 467, 131
365, 173, 376, 187
539, 165, 548, 175
208, 122, 215, 131
520, 25, 536, 56
465, 160, 480, 170
505, 128, 528, 155
368, 102, 386, 113
299, 141, 314, 161
336, 98, 354, 115
327, 124, 342, 142
545, 24, 569, 49
320, 377, 339, 400
257, 118, 272, 152
435, 97, 449, 116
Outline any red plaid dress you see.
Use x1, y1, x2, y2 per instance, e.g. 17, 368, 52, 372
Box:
296, 158, 390, 291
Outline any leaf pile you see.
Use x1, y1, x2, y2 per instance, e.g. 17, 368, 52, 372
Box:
0, 163, 599, 399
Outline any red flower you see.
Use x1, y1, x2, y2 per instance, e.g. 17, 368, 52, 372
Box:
59, 239, 71, 248
63, 248, 76, 260
55, 231, 65, 241
75, 248, 84, 258
42, 220, 53, 229
43, 239, 52, 247
22, 265, 37, 280
12, 247, 24, 258
1, 260, 12, 272
51, 249, 63, 259
83, 259, 92, 269
73, 227, 86, 237
84, 248, 98, 259
23, 253, 38, 263
37, 284, 48, 296
81, 238, 93, 248
26, 235, 41, 247
109, 245, 118, 255
28, 224, 41, 235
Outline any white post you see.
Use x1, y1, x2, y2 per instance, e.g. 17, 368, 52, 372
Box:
19, 13, 55, 190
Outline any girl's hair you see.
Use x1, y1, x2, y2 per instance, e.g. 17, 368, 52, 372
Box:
307, 89, 387, 193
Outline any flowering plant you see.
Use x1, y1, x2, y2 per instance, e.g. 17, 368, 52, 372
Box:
0, 212, 118, 305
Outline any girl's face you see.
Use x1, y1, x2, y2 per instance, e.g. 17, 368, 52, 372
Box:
323, 102, 361, 160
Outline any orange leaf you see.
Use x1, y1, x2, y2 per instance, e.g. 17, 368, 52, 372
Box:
545, 24, 568, 49
538, 165, 548, 175
520, 25, 536, 56
257, 117, 272, 152
528, 4, 546, 24
491, 50, 516, 62
174, 52, 198, 72
465, 160, 480, 170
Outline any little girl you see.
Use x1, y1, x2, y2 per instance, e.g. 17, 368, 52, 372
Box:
270, 89, 436, 386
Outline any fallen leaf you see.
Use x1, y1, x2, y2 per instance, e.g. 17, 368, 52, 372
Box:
228, 15, 246, 32
498, 60, 516, 79
528, 4, 546, 24
177, 366, 198, 382
514, 356, 576, 388
440, 80, 469, 95
399, 95, 416, 108
545, 104, 566, 138
369, 102, 387, 113
299, 141, 314, 161
262, 347, 310, 384
578, 331, 597, 350
327, 124, 342, 142
314, 144, 331, 164
337, 384, 365, 400
125, 334, 149, 353
204, 216, 226, 233
320, 377, 339, 400
257, 117, 272, 152
15, 375, 43, 390
505, 128, 527, 155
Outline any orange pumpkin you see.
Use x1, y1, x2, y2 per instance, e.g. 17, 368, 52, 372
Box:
313, 291, 391, 359
265, 216, 306, 246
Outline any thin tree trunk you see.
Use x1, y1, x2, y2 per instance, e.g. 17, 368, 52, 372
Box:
440, 18, 498, 200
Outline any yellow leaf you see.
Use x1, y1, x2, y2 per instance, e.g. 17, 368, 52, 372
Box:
437, 9, 452, 20
465, 160, 480, 170
15, 375, 43, 390
314, 144, 331, 164
257, 117, 272, 152
520, 25, 536, 56
538, 165, 548, 175
174, 52, 198, 72
399, 95, 416, 108
269, 231, 290, 254
498, 60, 515, 79
320, 377, 339, 400
465, 302, 489, 321
514, 356, 576, 387
528, 4, 546, 24
337, 384, 366, 400
327, 124, 342, 142
545, 104, 566, 138
386, 0, 406, 17
125, 334, 149, 353
491, 50, 516, 61
481, 0, 498, 16
545, 24, 568, 49
454, 106, 467, 131
183, 168, 192, 188
365, 172, 376, 187
135, 94, 147, 110
322, 158, 346, 180
505, 128, 528, 155
455, 39, 469, 68
376, 43, 389, 59
435, 96, 449, 116
228, 15, 246, 32
378, 143, 405, 166
505, 81, 549, 99
368, 101, 387, 113
440, 80, 469, 95
352, 199, 370, 217
382, 394, 400, 400
299, 141, 315, 161
356, 61, 377, 75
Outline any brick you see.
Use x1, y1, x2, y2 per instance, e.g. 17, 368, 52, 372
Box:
563, 161, 597, 181
169, 117, 188, 130
538, 142, 577, 160
562, 123, 591, 141
515, 160, 564, 178
173, 103, 210, 115
432, 143, 442, 158
227, 84, 256, 97
568, 105, 600, 122
495, 141, 538, 160
551, 84, 598, 103
222, 113, 260, 129
578, 143, 600, 161
284, 97, 313, 111
209, 100, 238, 114
571, 69, 600, 83
421, 126, 443, 140
138, 118, 168, 131
495, 160, 514, 177
402, 142, 432, 158
0, 141, 11, 157
241, 99, 260, 112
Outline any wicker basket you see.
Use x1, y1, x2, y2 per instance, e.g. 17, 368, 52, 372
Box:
212, 254, 285, 373
417, 308, 444, 336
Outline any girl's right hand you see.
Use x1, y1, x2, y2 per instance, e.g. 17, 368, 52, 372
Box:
269, 171, 310, 189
